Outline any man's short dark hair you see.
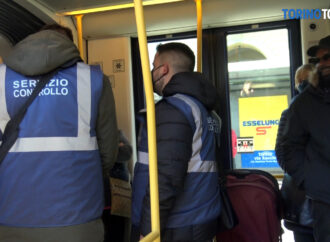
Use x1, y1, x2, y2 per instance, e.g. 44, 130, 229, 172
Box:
40, 24, 73, 42
156, 42, 195, 72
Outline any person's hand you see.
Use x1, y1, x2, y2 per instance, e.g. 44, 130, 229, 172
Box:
140, 234, 144, 240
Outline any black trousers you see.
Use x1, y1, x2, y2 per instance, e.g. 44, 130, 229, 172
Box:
312, 200, 330, 242
103, 210, 127, 242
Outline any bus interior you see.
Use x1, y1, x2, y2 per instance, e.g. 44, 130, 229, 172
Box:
0, 0, 329, 241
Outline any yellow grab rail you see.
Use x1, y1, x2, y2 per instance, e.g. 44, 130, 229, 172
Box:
74, 15, 84, 61
196, 0, 202, 72
133, 0, 161, 241
141, 231, 160, 242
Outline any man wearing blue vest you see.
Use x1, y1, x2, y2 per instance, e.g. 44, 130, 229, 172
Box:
0, 24, 118, 242
132, 43, 221, 241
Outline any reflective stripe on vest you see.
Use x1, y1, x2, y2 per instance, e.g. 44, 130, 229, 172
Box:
137, 93, 217, 173
138, 150, 216, 173
133, 93, 221, 228
172, 94, 217, 173
164, 93, 220, 227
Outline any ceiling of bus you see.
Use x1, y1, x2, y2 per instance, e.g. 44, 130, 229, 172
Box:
0, 0, 44, 45
81, 0, 330, 38
34, 0, 131, 12
8, 0, 330, 40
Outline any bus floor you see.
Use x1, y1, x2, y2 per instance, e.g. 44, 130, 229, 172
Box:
282, 220, 295, 242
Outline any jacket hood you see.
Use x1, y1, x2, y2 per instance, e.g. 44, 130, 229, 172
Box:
162, 72, 218, 110
3, 30, 81, 76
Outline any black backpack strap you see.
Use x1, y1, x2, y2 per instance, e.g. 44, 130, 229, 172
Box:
0, 69, 58, 163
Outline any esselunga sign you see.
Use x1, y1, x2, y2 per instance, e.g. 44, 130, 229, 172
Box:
242, 119, 280, 136
239, 96, 287, 151
238, 95, 288, 168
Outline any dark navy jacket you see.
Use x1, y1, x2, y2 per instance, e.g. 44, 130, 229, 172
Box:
132, 72, 221, 241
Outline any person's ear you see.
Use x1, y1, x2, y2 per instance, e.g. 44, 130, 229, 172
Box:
162, 63, 169, 75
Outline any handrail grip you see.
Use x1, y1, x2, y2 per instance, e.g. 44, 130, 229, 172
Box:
134, 0, 161, 241
140, 231, 160, 242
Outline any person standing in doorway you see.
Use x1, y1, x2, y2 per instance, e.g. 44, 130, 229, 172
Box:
276, 63, 316, 242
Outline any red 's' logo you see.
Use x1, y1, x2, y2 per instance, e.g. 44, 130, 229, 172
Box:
256, 126, 271, 135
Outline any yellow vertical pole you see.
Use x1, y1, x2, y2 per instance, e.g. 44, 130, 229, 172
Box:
75, 14, 84, 61
133, 0, 160, 241
196, 0, 202, 72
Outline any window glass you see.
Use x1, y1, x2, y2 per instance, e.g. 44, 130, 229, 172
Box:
227, 29, 291, 174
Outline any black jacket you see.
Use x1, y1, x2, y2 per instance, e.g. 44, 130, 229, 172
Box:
275, 109, 288, 170
280, 85, 330, 204
276, 108, 313, 233
139, 72, 218, 241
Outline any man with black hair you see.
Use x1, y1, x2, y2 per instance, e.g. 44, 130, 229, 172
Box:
280, 35, 330, 242
132, 42, 221, 241
0, 24, 118, 242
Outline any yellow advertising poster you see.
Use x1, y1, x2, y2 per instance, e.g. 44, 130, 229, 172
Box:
239, 95, 288, 151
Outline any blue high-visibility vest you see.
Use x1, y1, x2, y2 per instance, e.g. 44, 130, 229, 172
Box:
132, 93, 221, 228
0, 62, 104, 227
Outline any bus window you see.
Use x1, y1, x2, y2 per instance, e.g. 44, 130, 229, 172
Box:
227, 29, 291, 175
